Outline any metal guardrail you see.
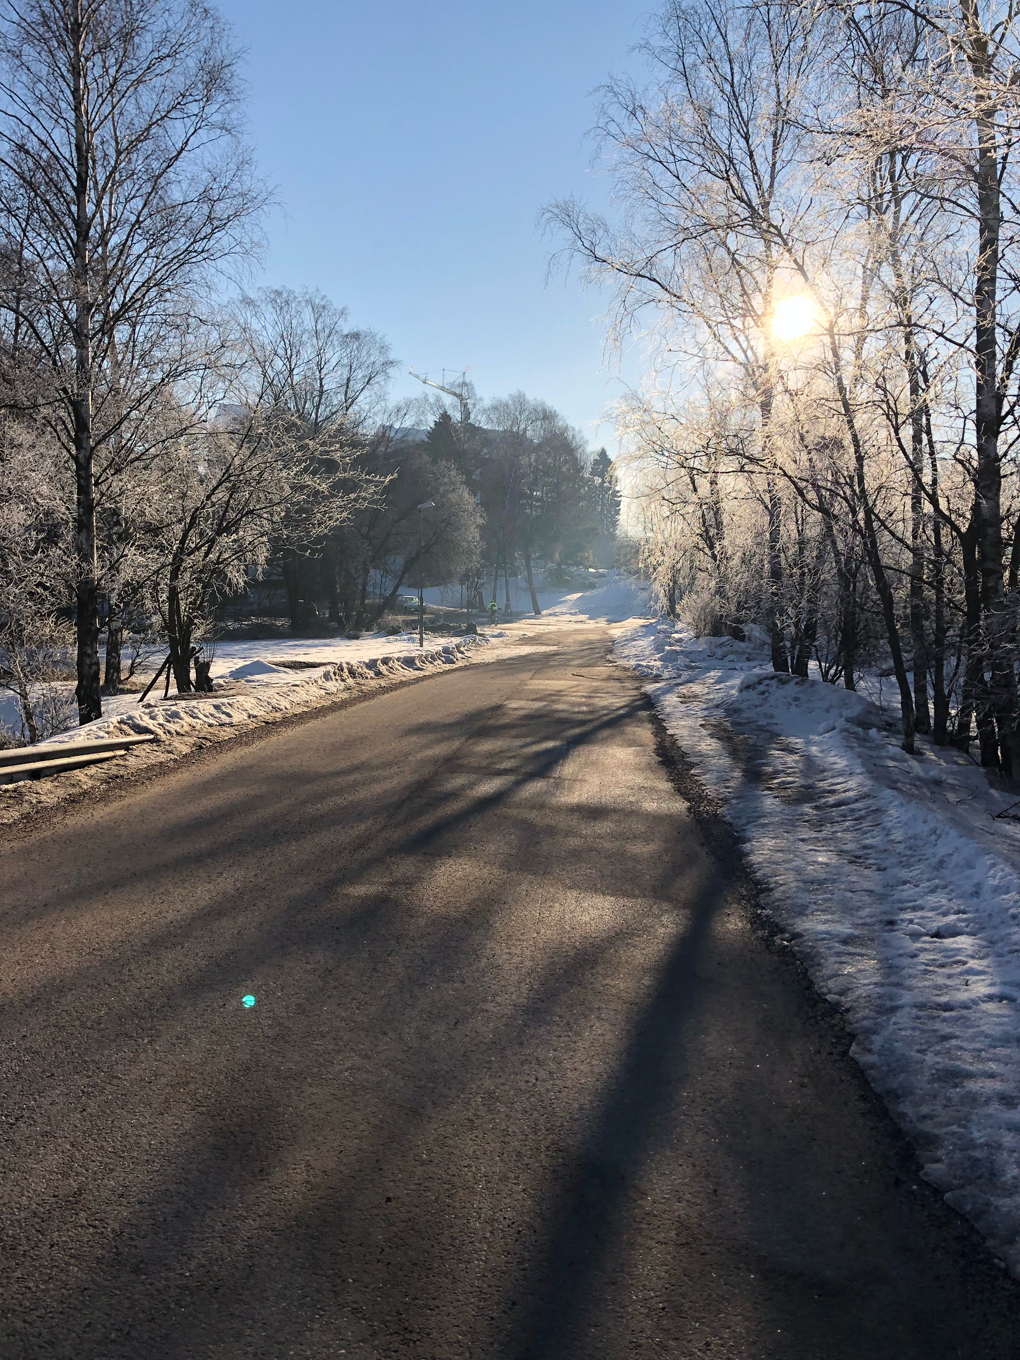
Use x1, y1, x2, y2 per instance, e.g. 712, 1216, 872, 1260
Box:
0, 734, 156, 784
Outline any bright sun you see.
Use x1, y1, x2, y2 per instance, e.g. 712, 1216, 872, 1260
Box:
772, 296, 815, 341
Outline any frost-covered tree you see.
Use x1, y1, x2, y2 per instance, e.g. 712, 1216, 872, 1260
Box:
144, 400, 377, 693
548, 0, 1020, 766
230, 287, 398, 632
0, 0, 266, 723
0, 420, 75, 742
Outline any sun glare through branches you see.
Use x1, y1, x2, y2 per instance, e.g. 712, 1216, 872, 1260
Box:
771, 296, 815, 341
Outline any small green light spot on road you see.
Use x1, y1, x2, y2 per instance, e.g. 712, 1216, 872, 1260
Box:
242, 994, 256, 1008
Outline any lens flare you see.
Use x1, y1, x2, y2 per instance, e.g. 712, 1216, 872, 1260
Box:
772, 296, 815, 341
242, 994, 256, 1008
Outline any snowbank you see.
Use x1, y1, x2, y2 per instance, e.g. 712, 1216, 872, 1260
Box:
223, 658, 293, 679
0, 631, 497, 741
1, 632, 548, 825
617, 618, 1020, 1274
34, 636, 488, 752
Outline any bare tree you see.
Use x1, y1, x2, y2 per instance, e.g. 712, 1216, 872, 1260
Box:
878, 0, 1020, 769
547, 0, 1007, 754
230, 287, 398, 632
0, 416, 76, 742
146, 401, 378, 693
0, 0, 266, 724
545, 0, 822, 673
234, 288, 397, 435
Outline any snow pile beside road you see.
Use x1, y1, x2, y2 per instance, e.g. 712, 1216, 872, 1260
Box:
204, 630, 478, 676
617, 618, 1020, 1274
36, 637, 487, 753
0, 630, 510, 739
2, 632, 546, 825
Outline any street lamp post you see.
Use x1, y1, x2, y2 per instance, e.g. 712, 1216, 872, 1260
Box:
417, 501, 435, 648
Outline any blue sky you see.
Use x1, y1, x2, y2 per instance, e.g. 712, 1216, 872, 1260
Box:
215, 0, 653, 450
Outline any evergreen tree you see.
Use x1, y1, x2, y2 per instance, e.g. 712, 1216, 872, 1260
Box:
590, 449, 622, 537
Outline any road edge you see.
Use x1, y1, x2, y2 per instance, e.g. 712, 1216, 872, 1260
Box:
1, 643, 551, 847
643, 697, 1019, 1289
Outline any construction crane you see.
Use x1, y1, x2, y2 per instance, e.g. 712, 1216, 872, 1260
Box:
409, 367, 472, 424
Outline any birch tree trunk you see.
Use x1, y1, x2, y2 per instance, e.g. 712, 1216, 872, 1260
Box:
103, 604, 124, 694
761, 379, 790, 674
70, 0, 101, 724
962, 0, 1017, 772
827, 322, 916, 750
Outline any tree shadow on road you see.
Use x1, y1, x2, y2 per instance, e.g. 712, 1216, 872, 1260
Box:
5, 645, 1020, 1360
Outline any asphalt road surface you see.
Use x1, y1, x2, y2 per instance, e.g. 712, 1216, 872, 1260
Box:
4, 624, 1020, 1360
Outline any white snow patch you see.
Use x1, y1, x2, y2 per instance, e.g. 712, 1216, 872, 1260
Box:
223, 658, 293, 680
462, 575, 654, 635
539, 575, 653, 621
616, 617, 1020, 1273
